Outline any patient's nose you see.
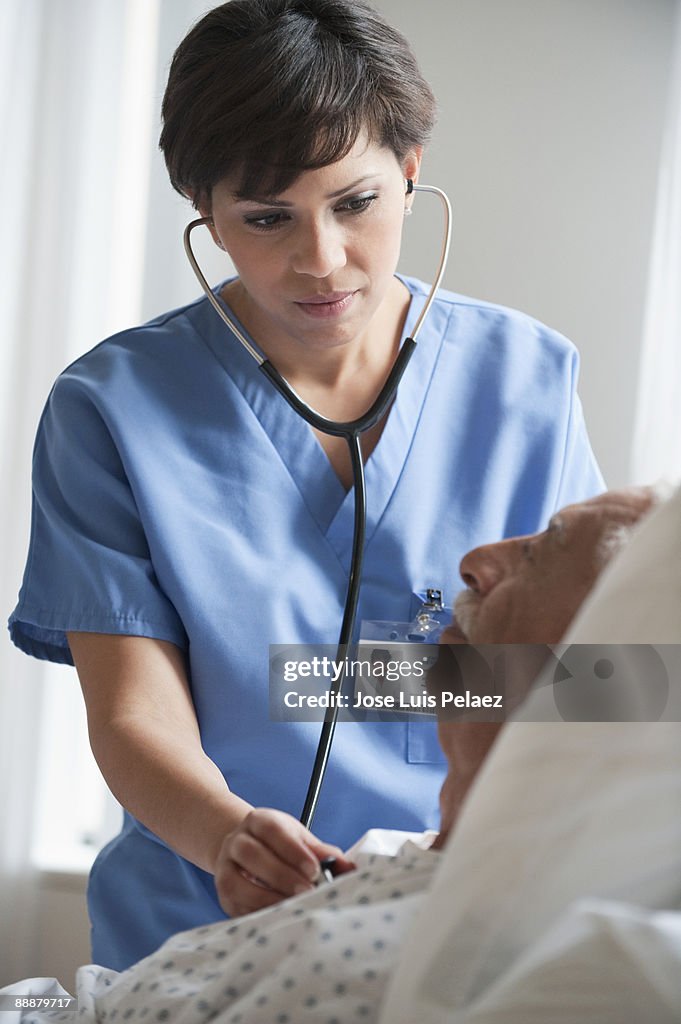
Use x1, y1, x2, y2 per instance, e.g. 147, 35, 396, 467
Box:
460, 542, 511, 596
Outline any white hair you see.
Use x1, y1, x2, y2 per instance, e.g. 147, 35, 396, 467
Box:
596, 521, 637, 566
595, 480, 671, 567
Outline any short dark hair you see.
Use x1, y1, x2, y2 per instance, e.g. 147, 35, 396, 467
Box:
160, 0, 436, 208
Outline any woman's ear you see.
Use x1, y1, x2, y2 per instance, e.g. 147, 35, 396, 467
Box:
204, 221, 226, 251
403, 147, 423, 214
193, 194, 226, 251
200, 214, 227, 249
403, 146, 424, 189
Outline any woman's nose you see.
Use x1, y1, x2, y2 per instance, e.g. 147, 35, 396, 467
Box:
459, 541, 514, 596
291, 221, 347, 278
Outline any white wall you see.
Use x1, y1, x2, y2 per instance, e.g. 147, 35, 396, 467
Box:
379, 0, 676, 487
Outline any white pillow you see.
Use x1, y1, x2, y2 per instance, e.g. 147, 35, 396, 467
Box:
378, 485, 681, 1023
435, 900, 681, 1024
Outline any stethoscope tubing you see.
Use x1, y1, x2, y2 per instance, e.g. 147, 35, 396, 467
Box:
183, 183, 452, 829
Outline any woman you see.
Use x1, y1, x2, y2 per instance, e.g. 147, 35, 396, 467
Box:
9, 0, 603, 971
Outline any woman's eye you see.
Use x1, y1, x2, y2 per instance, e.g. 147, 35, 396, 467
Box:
243, 211, 290, 231
338, 194, 378, 214
242, 193, 377, 231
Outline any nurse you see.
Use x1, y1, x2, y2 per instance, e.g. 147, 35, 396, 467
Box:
9, 0, 603, 971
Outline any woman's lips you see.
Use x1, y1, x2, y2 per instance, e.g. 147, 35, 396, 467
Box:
294, 291, 356, 318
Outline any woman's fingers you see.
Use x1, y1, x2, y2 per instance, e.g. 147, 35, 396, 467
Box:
214, 808, 354, 917
228, 827, 318, 893
301, 830, 355, 877
218, 861, 299, 916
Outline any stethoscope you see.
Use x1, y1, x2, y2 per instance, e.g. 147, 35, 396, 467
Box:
184, 179, 452, 830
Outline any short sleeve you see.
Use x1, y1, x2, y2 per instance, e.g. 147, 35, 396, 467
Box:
553, 348, 605, 506
8, 373, 188, 664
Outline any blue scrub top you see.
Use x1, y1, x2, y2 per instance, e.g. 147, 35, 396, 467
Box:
9, 276, 603, 969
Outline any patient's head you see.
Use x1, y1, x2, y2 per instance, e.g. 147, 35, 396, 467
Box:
447, 488, 656, 645
429, 487, 658, 848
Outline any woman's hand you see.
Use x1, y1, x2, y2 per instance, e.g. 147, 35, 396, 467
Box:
214, 808, 355, 916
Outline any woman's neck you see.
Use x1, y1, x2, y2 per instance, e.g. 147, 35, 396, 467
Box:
221, 277, 411, 396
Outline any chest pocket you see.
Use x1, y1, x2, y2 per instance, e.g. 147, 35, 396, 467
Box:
407, 719, 447, 764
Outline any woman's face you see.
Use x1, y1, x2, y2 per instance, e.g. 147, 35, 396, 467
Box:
204, 137, 422, 354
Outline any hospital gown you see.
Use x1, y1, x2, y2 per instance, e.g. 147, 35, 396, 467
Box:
4, 837, 438, 1024
8, 275, 604, 968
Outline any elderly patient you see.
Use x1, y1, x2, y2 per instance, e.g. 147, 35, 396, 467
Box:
431, 486, 656, 841
6, 488, 658, 1024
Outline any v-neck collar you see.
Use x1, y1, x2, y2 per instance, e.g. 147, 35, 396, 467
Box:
194, 276, 447, 566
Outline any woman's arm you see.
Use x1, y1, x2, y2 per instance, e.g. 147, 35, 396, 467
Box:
67, 632, 349, 914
